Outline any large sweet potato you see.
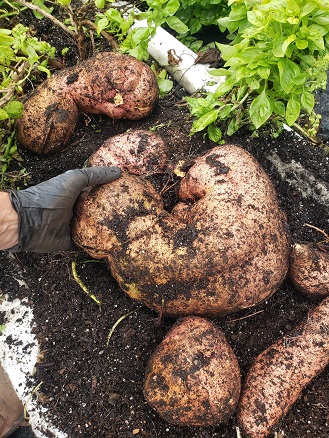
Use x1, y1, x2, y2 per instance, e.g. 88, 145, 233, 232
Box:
237, 296, 329, 438
72, 144, 291, 317
15, 53, 158, 154
144, 316, 241, 426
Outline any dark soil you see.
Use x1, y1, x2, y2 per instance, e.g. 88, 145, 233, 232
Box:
1, 8, 329, 438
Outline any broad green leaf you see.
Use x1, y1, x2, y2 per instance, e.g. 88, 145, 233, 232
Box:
295, 39, 308, 49
286, 0, 300, 16
0, 109, 8, 120
273, 100, 285, 116
215, 43, 238, 60
300, 2, 317, 18
2, 101, 23, 118
247, 10, 266, 27
95, 17, 109, 34
273, 36, 286, 57
166, 16, 189, 34
191, 108, 220, 133
300, 90, 314, 113
281, 34, 296, 55
278, 58, 301, 94
95, 0, 105, 8
249, 89, 273, 129
208, 124, 222, 142
286, 96, 300, 125
166, 0, 180, 15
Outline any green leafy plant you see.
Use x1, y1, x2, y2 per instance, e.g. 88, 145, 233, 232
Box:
186, 0, 329, 140
0, 22, 55, 187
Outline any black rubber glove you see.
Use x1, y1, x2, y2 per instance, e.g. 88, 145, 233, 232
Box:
8, 166, 122, 253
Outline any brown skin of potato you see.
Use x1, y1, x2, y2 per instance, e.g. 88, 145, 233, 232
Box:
72, 145, 291, 317
144, 316, 241, 426
237, 295, 329, 438
289, 242, 329, 298
15, 53, 158, 155
88, 130, 168, 175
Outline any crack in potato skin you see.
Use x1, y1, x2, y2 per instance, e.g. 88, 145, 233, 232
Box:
15, 53, 159, 154
72, 144, 291, 317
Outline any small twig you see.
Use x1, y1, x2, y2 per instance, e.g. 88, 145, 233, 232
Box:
23, 381, 43, 420
71, 260, 102, 305
106, 310, 135, 346
15, 0, 75, 38
227, 309, 264, 323
304, 223, 329, 242
80, 19, 120, 49
0, 60, 28, 108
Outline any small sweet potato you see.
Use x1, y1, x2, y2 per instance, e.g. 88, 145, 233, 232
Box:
144, 316, 241, 426
88, 130, 168, 175
237, 295, 329, 438
289, 242, 329, 298
15, 52, 158, 154
72, 144, 291, 317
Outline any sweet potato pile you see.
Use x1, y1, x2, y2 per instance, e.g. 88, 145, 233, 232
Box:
15, 53, 158, 154
72, 135, 291, 317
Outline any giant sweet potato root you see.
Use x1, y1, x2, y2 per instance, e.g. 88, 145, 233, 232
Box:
237, 295, 329, 438
289, 242, 329, 298
72, 144, 291, 317
15, 52, 158, 154
144, 316, 241, 426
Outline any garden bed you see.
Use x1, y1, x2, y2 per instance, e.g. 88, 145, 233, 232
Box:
1, 6, 329, 438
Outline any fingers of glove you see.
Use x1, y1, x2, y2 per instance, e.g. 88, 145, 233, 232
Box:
10, 166, 122, 209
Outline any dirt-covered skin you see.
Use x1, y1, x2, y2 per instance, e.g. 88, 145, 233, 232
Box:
89, 129, 168, 175
72, 144, 291, 317
237, 295, 329, 438
289, 243, 329, 298
15, 53, 159, 154
144, 316, 241, 426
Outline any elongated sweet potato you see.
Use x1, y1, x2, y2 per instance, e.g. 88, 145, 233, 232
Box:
237, 296, 329, 438
15, 52, 158, 154
144, 316, 241, 426
289, 242, 329, 298
72, 144, 291, 317
88, 130, 168, 175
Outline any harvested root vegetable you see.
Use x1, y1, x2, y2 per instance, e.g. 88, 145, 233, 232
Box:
15, 52, 158, 154
144, 316, 241, 426
89, 130, 168, 175
289, 242, 329, 298
72, 144, 291, 317
237, 295, 329, 438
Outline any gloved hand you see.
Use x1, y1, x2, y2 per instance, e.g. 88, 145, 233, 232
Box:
8, 166, 122, 253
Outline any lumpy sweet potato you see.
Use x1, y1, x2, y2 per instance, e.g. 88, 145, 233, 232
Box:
72, 144, 291, 317
237, 296, 329, 438
144, 316, 241, 426
88, 130, 168, 175
15, 53, 158, 154
289, 242, 329, 298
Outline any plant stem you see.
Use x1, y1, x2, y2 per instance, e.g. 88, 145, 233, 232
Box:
15, 0, 76, 38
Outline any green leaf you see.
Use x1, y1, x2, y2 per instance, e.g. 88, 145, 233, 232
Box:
215, 43, 238, 61
166, 16, 189, 34
300, 90, 314, 113
273, 100, 285, 116
3, 101, 23, 118
286, 96, 300, 125
0, 109, 9, 120
208, 124, 222, 142
191, 108, 220, 133
278, 58, 301, 94
95, 0, 105, 8
249, 89, 273, 129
